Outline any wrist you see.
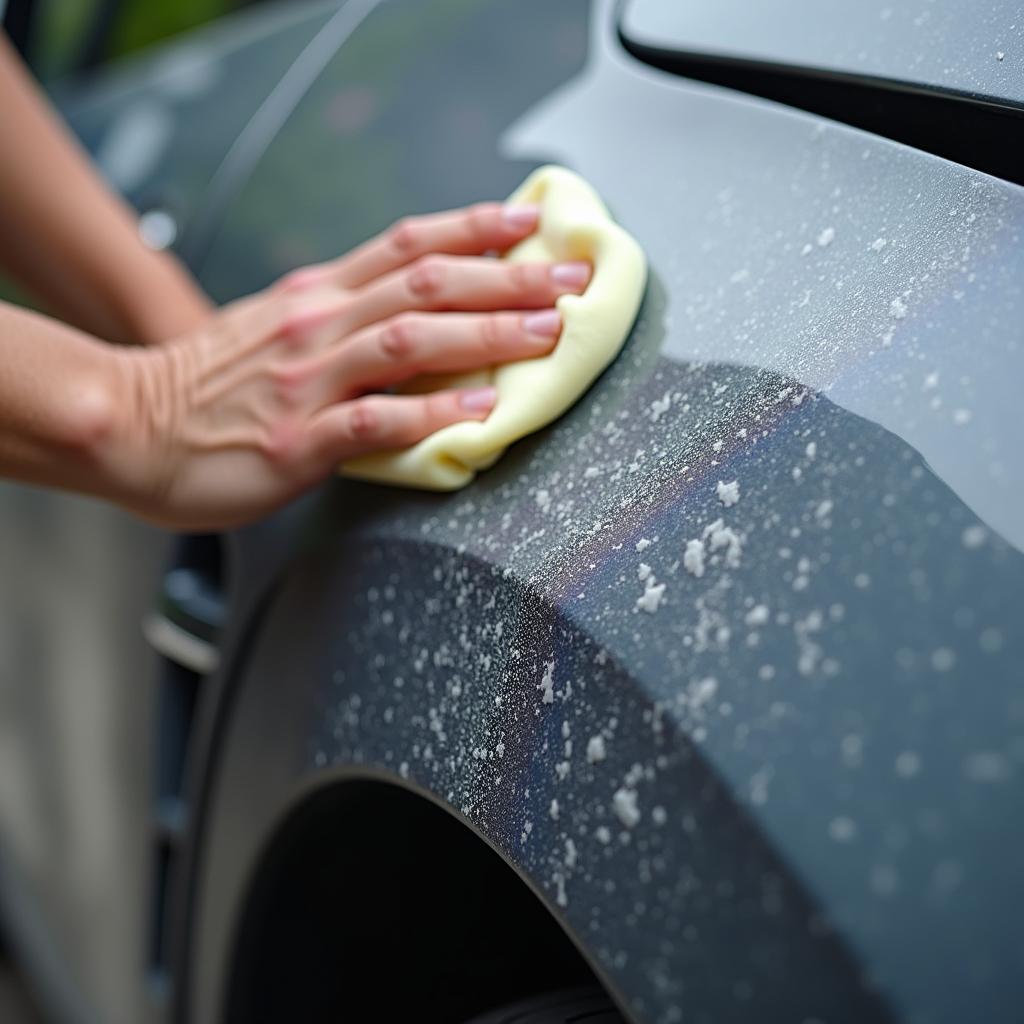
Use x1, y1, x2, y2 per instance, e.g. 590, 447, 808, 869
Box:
70, 342, 172, 516
57, 341, 139, 494
0, 318, 151, 506
117, 254, 214, 345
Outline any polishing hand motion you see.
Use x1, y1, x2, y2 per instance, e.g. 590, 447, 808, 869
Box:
101, 203, 591, 529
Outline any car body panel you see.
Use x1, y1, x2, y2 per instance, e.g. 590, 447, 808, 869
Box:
621, 0, 1024, 108
181, 2, 1024, 1024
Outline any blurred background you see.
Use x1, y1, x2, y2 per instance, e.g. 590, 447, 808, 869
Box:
2, 7, 279, 1024
1, 0, 279, 316
2, 0, 263, 80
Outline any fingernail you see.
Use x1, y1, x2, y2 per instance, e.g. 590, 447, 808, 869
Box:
502, 203, 540, 230
551, 261, 591, 289
522, 309, 562, 338
460, 386, 497, 412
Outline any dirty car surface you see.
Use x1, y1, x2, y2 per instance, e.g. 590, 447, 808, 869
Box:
184, 2, 1024, 1023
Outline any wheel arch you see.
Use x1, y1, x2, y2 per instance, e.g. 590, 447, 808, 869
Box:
221, 770, 622, 1022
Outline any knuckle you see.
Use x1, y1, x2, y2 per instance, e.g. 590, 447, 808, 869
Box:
425, 391, 457, 428
274, 296, 308, 342
389, 217, 420, 255
509, 261, 539, 294
261, 419, 302, 466
480, 314, 505, 354
380, 314, 418, 360
468, 202, 499, 237
347, 401, 380, 442
270, 359, 307, 402
407, 256, 447, 303
277, 318, 307, 348
275, 271, 303, 294
276, 268, 317, 294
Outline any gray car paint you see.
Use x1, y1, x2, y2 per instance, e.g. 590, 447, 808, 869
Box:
181, 2, 1023, 1023
622, 0, 1024, 107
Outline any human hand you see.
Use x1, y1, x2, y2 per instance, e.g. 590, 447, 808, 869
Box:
101, 202, 591, 530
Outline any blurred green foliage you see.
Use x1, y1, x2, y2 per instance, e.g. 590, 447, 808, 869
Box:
34, 0, 235, 79
109, 0, 234, 56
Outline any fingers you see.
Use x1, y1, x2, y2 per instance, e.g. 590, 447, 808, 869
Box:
307, 386, 497, 465
319, 309, 562, 399
345, 256, 590, 333
328, 202, 542, 289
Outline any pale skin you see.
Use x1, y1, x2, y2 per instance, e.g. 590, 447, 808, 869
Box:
0, 33, 590, 530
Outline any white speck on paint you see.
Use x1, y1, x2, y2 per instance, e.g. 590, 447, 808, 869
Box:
964, 751, 1011, 783
539, 660, 555, 704
716, 479, 740, 507
612, 787, 641, 829
554, 874, 567, 907
650, 391, 672, 422
871, 864, 900, 896
703, 519, 743, 568
565, 838, 578, 869
745, 604, 770, 626
683, 538, 706, 578
586, 735, 607, 764
636, 577, 667, 614
895, 751, 921, 778
979, 627, 1004, 654
829, 816, 857, 842
961, 524, 987, 549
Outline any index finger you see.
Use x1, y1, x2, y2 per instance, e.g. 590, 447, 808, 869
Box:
328, 202, 540, 290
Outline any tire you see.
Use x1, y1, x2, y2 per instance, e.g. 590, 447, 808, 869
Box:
462, 987, 626, 1023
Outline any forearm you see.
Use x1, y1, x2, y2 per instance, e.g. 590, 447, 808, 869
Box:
0, 33, 212, 345
0, 300, 129, 499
